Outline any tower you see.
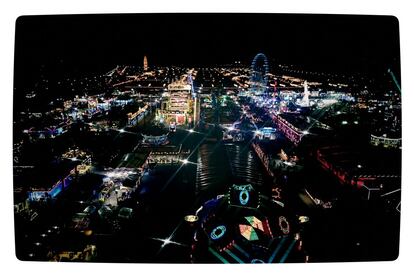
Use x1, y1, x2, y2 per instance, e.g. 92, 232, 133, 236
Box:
301, 80, 310, 107
143, 55, 148, 71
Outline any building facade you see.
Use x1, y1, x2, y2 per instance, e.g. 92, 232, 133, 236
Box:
159, 80, 199, 126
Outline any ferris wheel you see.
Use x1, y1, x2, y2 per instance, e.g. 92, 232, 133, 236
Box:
249, 53, 269, 95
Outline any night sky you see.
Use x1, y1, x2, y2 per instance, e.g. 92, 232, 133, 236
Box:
14, 14, 400, 89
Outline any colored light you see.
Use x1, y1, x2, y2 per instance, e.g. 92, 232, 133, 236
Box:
279, 216, 290, 234
184, 215, 199, 222
211, 225, 226, 240
239, 190, 249, 205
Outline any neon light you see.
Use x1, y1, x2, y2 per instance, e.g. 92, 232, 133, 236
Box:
279, 216, 290, 234
233, 244, 250, 259
210, 225, 226, 240
388, 69, 401, 93
251, 259, 265, 263
224, 249, 244, 263
268, 236, 288, 263
279, 239, 297, 263
239, 190, 249, 205
208, 247, 229, 263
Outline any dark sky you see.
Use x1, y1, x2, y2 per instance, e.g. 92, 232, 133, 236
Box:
14, 14, 400, 87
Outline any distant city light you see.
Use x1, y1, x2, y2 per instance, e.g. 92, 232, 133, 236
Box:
181, 159, 189, 164
357, 164, 362, 169
341, 121, 348, 125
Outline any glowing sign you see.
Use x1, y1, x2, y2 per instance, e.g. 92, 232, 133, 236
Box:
210, 225, 226, 240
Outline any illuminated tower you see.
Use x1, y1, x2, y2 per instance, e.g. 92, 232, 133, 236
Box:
187, 74, 200, 125
143, 55, 148, 71
301, 80, 310, 107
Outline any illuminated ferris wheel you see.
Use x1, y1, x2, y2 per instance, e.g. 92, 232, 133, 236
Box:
249, 53, 269, 95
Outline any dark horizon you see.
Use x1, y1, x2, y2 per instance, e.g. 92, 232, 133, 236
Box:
14, 14, 400, 90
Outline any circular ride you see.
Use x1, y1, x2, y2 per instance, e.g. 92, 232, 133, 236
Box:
189, 184, 308, 263
249, 53, 269, 95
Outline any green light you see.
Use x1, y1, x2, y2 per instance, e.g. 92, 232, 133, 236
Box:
208, 247, 229, 263
279, 239, 297, 263
388, 69, 401, 93
224, 249, 244, 263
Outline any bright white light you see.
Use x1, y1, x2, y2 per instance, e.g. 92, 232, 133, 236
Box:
70, 157, 78, 161
152, 237, 184, 248
357, 164, 362, 169
161, 238, 171, 248
188, 129, 194, 133
119, 129, 125, 133
303, 130, 309, 135
254, 130, 261, 136
341, 121, 348, 125
181, 159, 189, 164
228, 126, 235, 131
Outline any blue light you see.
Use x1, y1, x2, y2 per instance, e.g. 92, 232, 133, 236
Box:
210, 225, 226, 240
251, 259, 265, 264
239, 190, 249, 205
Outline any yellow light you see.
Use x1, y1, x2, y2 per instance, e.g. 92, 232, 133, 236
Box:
184, 215, 199, 223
